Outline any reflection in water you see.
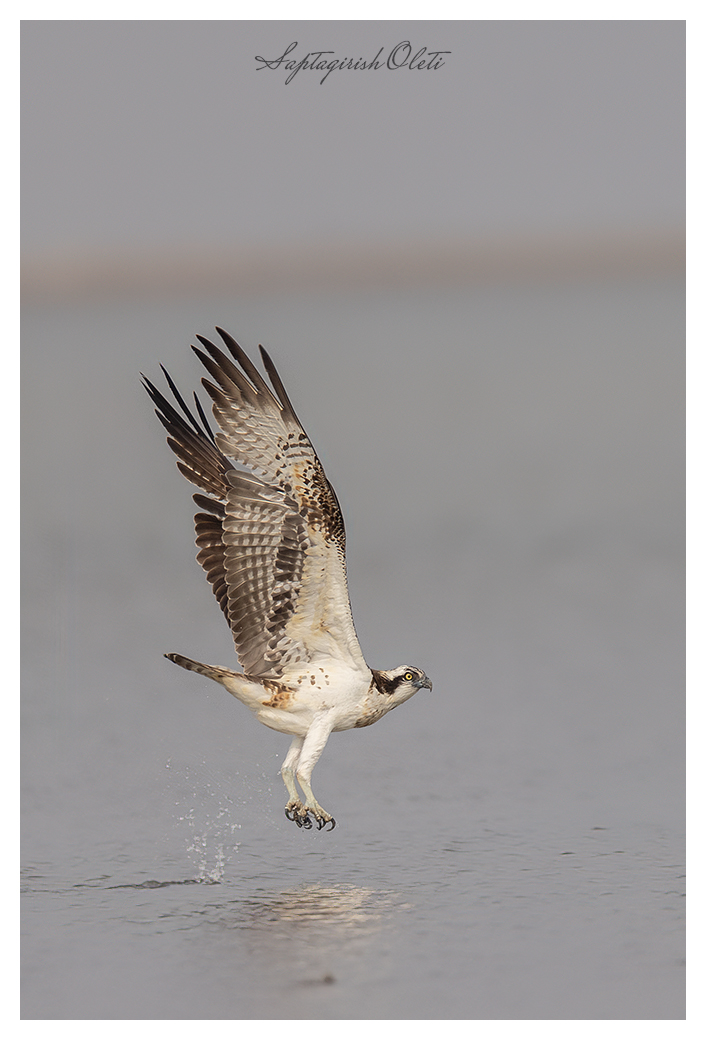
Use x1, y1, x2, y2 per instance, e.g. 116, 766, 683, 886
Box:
238, 882, 406, 930
219, 883, 411, 990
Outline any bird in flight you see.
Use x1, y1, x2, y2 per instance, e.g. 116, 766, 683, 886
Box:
144, 328, 432, 831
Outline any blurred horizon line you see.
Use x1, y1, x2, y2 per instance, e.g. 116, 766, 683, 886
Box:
21, 226, 685, 305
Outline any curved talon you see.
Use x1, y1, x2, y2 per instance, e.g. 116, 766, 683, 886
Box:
285, 803, 335, 832
313, 815, 336, 831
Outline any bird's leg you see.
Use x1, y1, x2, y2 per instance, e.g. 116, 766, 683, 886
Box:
295, 714, 336, 831
281, 736, 308, 825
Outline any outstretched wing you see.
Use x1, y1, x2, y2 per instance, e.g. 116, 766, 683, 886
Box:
144, 328, 368, 680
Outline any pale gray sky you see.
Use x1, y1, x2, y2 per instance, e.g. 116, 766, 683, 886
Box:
22, 20, 684, 260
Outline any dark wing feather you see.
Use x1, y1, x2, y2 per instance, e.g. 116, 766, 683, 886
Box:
145, 330, 367, 679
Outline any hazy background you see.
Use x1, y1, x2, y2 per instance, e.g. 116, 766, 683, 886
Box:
21, 20, 685, 1021
22, 19, 684, 294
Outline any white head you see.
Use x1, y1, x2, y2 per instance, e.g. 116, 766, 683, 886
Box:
371, 665, 433, 705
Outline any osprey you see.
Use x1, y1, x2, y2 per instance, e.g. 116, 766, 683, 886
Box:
144, 328, 432, 831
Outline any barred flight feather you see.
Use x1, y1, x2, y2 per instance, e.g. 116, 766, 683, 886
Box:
143, 330, 365, 678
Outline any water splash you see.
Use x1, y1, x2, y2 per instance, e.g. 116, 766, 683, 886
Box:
166, 760, 242, 882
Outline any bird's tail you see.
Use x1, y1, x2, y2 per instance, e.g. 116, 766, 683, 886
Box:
164, 652, 240, 685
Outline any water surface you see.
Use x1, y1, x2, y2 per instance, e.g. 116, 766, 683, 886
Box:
21, 279, 684, 1018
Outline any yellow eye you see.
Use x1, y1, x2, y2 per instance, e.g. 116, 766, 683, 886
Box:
404, 672, 414, 682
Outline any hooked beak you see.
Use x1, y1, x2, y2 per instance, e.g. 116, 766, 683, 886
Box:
415, 675, 433, 691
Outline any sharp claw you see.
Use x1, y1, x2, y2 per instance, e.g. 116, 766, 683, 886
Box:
285, 803, 335, 832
